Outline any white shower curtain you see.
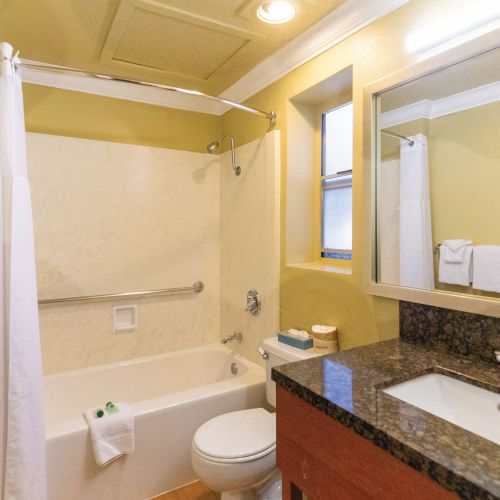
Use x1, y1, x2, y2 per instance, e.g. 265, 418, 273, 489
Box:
399, 133, 434, 289
0, 42, 47, 500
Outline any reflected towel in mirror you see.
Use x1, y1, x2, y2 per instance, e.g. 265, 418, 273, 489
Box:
473, 246, 500, 293
438, 245, 473, 286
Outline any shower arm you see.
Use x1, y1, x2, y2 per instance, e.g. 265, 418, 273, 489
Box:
212, 134, 240, 176
228, 135, 237, 174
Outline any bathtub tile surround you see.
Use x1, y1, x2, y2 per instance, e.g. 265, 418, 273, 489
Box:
28, 133, 220, 373
28, 132, 220, 299
28, 131, 280, 373
220, 131, 280, 365
400, 301, 500, 363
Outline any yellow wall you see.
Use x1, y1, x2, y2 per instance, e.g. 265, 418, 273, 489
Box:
23, 84, 221, 153
20, 0, 485, 350
430, 102, 500, 299
429, 102, 500, 248
220, 0, 475, 349
380, 104, 500, 300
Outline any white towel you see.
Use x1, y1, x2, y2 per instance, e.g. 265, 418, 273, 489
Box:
83, 402, 135, 467
438, 245, 473, 286
441, 239, 472, 263
472, 245, 500, 293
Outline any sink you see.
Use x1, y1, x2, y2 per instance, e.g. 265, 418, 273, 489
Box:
383, 373, 500, 445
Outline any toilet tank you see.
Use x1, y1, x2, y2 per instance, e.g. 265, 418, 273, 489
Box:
262, 336, 321, 407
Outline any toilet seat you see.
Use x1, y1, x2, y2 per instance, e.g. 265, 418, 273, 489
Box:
193, 408, 276, 463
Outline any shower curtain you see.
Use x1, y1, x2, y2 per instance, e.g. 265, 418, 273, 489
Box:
399, 133, 434, 289
0, 42, 47, 499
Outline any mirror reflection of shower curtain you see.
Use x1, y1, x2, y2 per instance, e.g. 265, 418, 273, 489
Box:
0, 43, 47, 499
399, 134, 434, 289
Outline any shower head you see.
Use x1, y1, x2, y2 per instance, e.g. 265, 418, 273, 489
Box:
206, 135, 241, 176
206, 139, 222, 154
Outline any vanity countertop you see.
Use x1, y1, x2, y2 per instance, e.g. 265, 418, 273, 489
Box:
272, 339, 500, 499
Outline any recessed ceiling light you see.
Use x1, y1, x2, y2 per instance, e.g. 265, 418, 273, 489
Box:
257, 1, 296, 24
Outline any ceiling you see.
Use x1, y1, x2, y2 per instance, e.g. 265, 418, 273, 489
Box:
381, 46, 500, 112
0, 0, 347, 95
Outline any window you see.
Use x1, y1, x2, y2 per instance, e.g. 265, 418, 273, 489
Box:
321, 102, 353, 260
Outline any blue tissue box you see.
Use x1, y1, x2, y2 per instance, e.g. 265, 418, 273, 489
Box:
278, 332, 313, 350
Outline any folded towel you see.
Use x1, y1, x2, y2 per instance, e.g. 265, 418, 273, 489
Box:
473, 245, 500, 293
438, 245, 473, 286
441, 239, 473, 263
83, 402, 135, 467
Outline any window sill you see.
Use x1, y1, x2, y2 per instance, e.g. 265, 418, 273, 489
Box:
286, 261, 352, 275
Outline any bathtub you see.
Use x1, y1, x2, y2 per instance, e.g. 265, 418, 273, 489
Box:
44, 343, 266, 500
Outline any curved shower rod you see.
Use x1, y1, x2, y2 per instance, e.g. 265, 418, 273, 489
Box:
18, 61, 278, 125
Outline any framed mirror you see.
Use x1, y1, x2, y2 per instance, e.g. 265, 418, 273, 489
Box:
364, 42, 500, 317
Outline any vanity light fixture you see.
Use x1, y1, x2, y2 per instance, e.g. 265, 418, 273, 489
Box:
257, 1, 296, 24
406, 0, 500, 53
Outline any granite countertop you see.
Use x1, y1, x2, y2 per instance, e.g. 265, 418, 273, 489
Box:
272, 339, 500, 499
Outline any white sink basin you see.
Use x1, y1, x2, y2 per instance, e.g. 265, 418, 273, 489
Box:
383, 373, 500, 445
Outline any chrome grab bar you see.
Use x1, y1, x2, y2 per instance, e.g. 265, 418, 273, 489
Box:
38, 281, 204, 305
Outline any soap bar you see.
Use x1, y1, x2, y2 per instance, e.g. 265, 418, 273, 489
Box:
278, 331, 313, 350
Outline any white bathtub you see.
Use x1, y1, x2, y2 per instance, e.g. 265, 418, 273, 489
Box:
44, 344, 266, 500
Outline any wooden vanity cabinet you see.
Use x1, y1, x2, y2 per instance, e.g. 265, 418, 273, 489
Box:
276, 386, 458, 500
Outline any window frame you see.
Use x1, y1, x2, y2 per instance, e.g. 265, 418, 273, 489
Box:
320, 102, 353, 261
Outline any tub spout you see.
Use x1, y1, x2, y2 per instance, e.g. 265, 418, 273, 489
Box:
222, 332, 242, 344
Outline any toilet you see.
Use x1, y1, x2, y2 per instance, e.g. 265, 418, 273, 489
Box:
191, 336, 320, 500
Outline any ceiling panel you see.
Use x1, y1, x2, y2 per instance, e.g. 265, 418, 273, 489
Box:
0, 0, 348, 94
113, 8, 250, 80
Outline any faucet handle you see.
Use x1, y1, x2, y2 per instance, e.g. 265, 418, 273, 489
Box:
222, 332, 242, 344
257, 346, 269, 360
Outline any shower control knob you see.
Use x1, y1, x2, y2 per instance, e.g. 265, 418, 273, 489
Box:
245, 289, 261, 315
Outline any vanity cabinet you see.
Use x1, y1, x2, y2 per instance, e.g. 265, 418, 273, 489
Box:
276, 386, 457, 500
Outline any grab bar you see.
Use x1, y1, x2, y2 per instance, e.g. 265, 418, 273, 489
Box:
38, 281, 204, 305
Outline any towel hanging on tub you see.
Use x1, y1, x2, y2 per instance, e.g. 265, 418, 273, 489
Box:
83, 402, 135, 467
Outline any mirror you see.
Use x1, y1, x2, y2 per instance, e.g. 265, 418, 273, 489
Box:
374, 46, 500, 301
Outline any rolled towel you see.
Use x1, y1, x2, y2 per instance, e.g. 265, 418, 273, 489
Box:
438, 245, 473, 286
473, 245, 500, 293
441, 239, 472, 263
287, 328, 310, 340
83, 402, 135, 467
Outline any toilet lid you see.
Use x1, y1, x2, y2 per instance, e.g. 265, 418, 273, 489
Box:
193, 408, 276, 460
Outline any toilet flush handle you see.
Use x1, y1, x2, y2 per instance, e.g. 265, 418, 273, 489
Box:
257, 346, 269, 360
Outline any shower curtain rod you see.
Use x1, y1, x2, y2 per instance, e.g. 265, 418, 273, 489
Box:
18, 61, 277, 125
381, 129, 414, 146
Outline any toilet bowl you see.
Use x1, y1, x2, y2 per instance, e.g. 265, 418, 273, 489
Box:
191, 337, 320, 499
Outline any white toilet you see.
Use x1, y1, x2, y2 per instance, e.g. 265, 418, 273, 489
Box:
191, 336, 320, 500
